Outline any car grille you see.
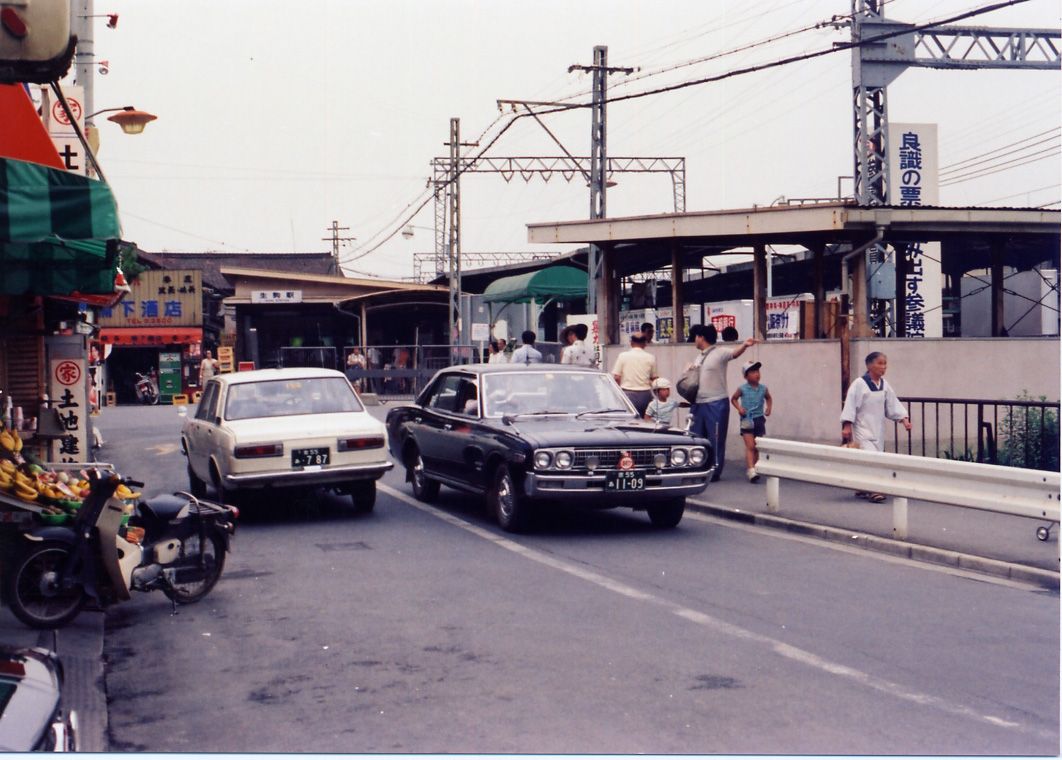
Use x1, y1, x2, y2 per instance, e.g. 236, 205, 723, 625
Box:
573, 447, 670, 471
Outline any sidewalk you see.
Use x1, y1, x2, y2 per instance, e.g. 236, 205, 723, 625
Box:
689, 466, 1060, 586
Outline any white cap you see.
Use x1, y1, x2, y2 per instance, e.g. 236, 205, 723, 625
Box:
651, 377, 671, 390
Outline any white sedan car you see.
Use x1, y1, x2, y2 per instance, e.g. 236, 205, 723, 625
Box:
181, 368, 393, 511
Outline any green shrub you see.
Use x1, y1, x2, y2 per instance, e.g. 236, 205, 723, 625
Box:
996, 392, 1060, 472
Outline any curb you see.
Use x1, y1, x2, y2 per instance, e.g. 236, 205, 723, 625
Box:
688, 499, 1061, 590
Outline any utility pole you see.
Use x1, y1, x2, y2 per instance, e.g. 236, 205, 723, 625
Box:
321, 221, 354, 274
443, 118, 478, 346
569, 46, 634, 316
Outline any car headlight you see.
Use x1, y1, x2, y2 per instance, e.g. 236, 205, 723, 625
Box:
555, 451, 573, 469
689, 447, 707, 466
670, 447, 688, 467
533, 450, 553, 470
653, 452, 667, 469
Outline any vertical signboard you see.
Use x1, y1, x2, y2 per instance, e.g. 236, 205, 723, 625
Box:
41, 85, 88, 176
49, 358, 88, 462
889, 123, 942, 338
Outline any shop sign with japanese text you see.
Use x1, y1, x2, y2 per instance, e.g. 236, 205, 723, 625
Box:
251, 289, 303, 304
97, 270, 202, 328
48, 359, 88, 463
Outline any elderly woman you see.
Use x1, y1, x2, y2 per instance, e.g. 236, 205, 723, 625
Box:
841, 351, 913, 503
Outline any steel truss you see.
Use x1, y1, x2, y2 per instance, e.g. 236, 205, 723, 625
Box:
428, 155, 686, 279
413, 251, 559, 284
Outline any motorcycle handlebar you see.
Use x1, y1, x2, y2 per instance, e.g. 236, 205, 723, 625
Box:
123, 479, 145, 489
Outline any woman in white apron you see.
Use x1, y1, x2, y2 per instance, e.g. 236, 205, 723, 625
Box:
840, 351, 912, 502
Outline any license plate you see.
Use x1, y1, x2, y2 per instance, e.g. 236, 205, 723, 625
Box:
606, 470, 645, 492
292, 447, 330, 468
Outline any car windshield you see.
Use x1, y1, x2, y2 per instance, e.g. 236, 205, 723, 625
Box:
224, 377, 363, 420
482, 371, 634, 418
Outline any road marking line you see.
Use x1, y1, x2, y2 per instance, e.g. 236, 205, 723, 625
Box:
380, 482, 1048, 738
683, 508, 1044, 591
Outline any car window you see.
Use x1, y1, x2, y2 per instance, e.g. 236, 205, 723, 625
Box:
483, 371, 631, 417
195, 382, 219, 421
224, 377, 364, 421
426, 375, 462, 413
453, 377, 479, 417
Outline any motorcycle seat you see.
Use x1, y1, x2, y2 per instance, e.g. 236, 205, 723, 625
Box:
138, 494, 187, 524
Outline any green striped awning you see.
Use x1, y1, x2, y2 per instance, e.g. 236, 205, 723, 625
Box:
0, 157, 121, 295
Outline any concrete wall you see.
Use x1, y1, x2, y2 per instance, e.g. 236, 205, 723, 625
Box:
603, 336, 1061, 465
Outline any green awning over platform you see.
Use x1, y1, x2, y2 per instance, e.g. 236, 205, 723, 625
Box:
0, 157, 121, 296
482, 265, 587, 304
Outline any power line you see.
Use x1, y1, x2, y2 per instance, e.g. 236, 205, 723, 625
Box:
939, 130, 1060, 175
939, 147, 1061, 186
978, 183, 1061, 204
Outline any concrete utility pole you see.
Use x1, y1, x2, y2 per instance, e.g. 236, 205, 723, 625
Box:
70, 0, 95, 125
442, 118, 477, 346
321, 221, 354, 274
569, 46, 634, 317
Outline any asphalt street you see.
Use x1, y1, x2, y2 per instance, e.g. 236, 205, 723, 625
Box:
98, 404, 1059, 754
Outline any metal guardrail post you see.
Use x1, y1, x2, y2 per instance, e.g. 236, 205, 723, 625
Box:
766, 476, 780, 513
892, 496, 908, 540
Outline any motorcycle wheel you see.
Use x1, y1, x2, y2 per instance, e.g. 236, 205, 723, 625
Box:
4, 542, 86, 629
162, 530, 226, 605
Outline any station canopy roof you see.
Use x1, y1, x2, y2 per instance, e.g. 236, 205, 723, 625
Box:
0, 156, 121, 296
481, 265, 587, 304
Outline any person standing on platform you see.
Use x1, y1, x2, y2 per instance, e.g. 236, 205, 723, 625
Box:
510, 330, 543, 365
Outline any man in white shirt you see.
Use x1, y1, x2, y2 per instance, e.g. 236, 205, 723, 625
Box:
510, 330, 543, 365
611, 332, 658, 417
561, 323, 595, 367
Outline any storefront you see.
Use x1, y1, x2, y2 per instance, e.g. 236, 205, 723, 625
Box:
97, 269, 204, 403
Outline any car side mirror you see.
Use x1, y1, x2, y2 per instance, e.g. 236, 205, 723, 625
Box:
214, 416, 222, 426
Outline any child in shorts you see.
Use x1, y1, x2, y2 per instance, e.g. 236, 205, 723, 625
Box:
645, 377, 679, 427
731, 361, 772, 482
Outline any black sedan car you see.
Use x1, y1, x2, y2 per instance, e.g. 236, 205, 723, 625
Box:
385, 364, 714, 531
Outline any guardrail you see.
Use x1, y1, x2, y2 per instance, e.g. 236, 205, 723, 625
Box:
755, 438, 1060, 541
893, 396, 1060, 472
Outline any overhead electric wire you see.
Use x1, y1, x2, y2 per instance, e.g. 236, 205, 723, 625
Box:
939, 147, 1061, 186
979, 183, 1062, 204
939, 130, 1060, 175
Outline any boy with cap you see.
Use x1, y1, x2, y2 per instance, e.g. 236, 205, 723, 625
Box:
644, 377, 678, 427
731, 360, 772, 482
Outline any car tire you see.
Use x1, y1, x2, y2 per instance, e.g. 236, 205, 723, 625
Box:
647, 497, 685, 528
210, 461, 239, 507
350, 480, 376, 513
188, 464, 207, 499
491, 464, 529, 533
408, 447, 440, 503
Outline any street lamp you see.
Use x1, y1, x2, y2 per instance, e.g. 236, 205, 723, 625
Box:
86, 105, 157, 135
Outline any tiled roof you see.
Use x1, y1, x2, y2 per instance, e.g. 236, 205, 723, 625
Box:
134, 250, 337, 291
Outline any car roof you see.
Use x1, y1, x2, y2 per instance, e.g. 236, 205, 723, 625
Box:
214, 367, 347, 385
441, 364, 603, 376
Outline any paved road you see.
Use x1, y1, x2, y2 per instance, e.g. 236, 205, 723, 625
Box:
98, 405, 1059, 754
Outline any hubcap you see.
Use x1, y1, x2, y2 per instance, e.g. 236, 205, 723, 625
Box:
412, 455, 425, 489
497, 473, 514, 518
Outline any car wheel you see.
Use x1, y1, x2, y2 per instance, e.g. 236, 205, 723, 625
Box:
408, 447, 440, 503
187, 464, 207, 499
350, 480, 376, 513
210, 461, 239, 507
491, 464, 529, 533
647, 497, 685, 528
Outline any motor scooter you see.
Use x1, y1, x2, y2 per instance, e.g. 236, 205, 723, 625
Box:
134, 371, 159, 405
4, 468, 238, 629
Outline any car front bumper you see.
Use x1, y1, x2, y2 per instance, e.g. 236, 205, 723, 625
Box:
224, 461, 393, 489
522, 468, 712, 502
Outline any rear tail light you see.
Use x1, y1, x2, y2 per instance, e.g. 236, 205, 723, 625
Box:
338, 436, 384, 451
234, 443, 284, 458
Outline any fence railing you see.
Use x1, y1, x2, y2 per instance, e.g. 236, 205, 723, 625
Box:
893, 397, 1060, 472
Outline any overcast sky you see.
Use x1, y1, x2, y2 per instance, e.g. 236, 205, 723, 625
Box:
86, 0, 1060, 278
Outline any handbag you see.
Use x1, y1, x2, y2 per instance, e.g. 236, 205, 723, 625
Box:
675, 347, 712, 404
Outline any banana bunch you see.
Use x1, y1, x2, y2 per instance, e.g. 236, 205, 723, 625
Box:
9, 468, 39, 503
115, 483, 141, 501
0, 424, 25, 466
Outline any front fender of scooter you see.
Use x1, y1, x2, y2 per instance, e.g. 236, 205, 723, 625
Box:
21, 526, 79, 546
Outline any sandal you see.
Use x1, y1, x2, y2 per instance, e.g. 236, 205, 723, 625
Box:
867, 493, 886, 503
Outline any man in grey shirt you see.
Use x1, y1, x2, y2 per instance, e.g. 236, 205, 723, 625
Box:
687, 324, 756, 481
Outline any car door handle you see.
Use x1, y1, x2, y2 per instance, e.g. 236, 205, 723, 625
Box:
414, 417, 422, 424
443, 423, 453, 431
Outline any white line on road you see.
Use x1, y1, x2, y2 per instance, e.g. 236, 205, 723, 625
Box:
380, 482, 1050, 739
